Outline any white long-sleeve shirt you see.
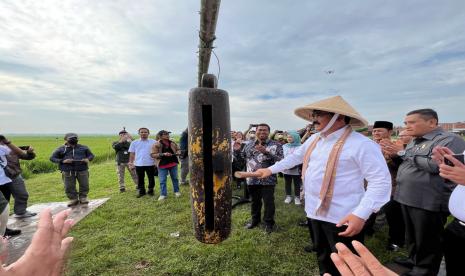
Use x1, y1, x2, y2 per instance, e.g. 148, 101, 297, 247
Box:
269, 126, 391, 224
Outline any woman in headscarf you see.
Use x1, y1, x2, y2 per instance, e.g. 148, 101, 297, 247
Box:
282, 131, 302, 205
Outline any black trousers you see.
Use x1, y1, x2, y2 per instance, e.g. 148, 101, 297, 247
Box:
135, 166, 156, 194
0, 182, 12, 201
283, 174, 301, 197
310, 219, 365, 276
307, 217, 315, 247
401, 204, 448, 276
248, 185, 275, 226
444, 219, 465, 276
384, 199, 405, 246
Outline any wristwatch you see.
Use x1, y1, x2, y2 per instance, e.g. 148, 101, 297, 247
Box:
397, 150, 406, 157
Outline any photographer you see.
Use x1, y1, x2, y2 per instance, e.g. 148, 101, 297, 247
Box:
151, 130, 181, 200
50, 133, 94, 207
4, 142, 37, 219
244, 124, 257, 142
112, 128, 138, 192
0, 135, 22, 236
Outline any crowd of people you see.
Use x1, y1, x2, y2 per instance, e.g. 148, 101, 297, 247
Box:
1, 94, 465, 275
229, 96, 465, 276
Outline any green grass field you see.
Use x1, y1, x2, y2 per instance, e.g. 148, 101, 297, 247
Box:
8, 134, 179, 178
11, 136, 404, 275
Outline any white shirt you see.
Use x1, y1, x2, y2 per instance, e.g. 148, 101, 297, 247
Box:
269, 126, 391, 224
0, 145, 12, 185
448, 150, 465, 222
128, 139, 156, 166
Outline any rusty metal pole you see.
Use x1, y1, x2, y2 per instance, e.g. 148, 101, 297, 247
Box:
189, 74, 231, 244
189, 0, 231, 244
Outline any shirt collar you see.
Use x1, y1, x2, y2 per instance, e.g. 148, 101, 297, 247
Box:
421, 127, 443, 140
320, 125, 349, 140
255, 138, 270, 145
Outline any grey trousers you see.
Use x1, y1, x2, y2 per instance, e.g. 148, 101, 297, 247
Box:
10, 175, 29, 215
116, 163, 138, 189
179, 157, 189, 184
62, 170, 89, 200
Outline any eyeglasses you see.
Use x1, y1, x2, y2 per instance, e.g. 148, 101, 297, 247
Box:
311, 111, 332, 118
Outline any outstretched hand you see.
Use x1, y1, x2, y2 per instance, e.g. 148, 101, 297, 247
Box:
254, 168, 272, 179
323, 241, 398, 276
1, 209, 75, 276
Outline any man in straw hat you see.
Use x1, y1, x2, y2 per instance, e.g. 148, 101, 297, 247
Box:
255, 96, 391, 275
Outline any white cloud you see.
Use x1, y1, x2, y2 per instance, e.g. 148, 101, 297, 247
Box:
1, 0, 465, 134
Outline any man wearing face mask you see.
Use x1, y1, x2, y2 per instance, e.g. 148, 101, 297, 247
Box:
50, 133, 94, 207
255, 96, 391, 276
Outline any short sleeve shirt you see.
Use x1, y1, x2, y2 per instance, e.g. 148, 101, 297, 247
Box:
128, 139, 156, 166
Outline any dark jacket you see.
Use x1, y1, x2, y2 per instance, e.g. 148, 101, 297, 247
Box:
112, 141, 131, 164
395, 128, 465, 212
6, 150, 36, 178
50, 144, 94, 172
179, 130, 188, 158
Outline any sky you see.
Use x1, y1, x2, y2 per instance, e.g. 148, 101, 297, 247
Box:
1, 0, 465, 134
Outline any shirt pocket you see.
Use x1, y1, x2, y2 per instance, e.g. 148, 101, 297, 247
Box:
413, 141, 434, 157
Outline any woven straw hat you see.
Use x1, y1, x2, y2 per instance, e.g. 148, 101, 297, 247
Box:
294, 96, 368, 128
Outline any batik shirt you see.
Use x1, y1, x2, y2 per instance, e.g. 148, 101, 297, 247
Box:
234, 139, 283, 185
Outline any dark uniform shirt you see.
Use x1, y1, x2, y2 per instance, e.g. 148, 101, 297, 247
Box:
112, 141, 131, 164
395, 127, 465, 212
233, 139, 283, 185
50, 144, 94, 172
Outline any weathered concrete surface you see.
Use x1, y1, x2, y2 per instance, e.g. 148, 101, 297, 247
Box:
5, 198, 109, 265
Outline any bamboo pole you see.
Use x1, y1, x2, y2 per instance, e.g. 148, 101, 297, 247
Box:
197, 0, 221, 87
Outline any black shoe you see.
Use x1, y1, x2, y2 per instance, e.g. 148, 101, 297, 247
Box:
4, 228, 21, 237
245, 221, 260, 229
298, 220, 309, 227
393, 257, 414, 269
386, 243, 402, 252
304, 245, 314, 253
136, 193, 146, 198
120, 188, 126, 193
265, 224, 276, 234
147, 190, 154, 196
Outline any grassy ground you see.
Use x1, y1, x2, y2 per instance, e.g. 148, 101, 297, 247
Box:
8, 134, 179, 178
24, 161, 405, 276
